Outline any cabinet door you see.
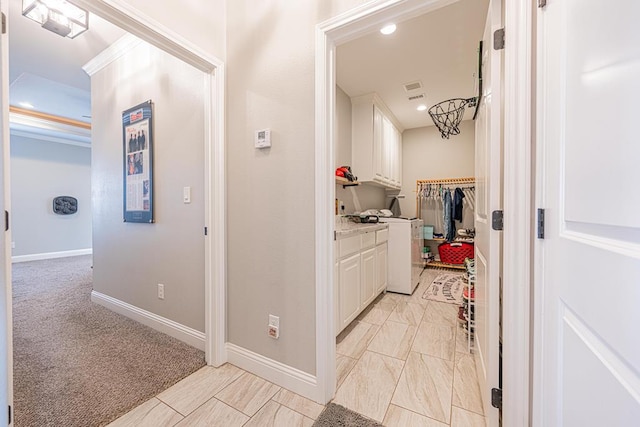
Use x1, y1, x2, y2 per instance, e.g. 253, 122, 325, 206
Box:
339, 254, 361, 330
389, 123, 398, 187
381, 116, 393, 183
376, 243, 388, 294
394, 127, 402, 188
373, 106, 385, 182
360, 247, 376, 308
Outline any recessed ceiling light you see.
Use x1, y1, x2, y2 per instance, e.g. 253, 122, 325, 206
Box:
380, 24, 396, 35
417, 104, 427, 111
18, 102, 34, 109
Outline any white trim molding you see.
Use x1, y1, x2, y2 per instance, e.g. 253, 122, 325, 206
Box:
9, 113, 91, 146
226, 343, 318, 401
82, 33, 143, 76
91, 291, 205, 351
503, 0, 534, 425
12, 248, 92, 263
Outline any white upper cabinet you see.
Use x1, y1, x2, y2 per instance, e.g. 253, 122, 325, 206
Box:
352, 93, 403, 189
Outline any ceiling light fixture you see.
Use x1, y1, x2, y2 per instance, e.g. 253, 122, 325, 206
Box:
417, 104, 427, 112
18, 102, 35, 109
380, 24, 396, 35
22, 0, 89, 39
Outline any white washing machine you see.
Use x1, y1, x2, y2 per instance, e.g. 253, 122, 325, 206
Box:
378, 217, 423, 294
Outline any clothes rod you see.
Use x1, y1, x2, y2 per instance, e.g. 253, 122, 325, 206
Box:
416, 177, 475, 185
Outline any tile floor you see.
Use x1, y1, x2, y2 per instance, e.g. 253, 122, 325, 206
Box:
333, 269, 486, 426
109, 269, 485, 427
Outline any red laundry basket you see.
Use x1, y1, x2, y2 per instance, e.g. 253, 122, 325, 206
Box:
438, 242, 474, 265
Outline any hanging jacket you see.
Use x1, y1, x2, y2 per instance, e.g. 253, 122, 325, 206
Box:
443, 190, 455, 242
454, 187, 465, 221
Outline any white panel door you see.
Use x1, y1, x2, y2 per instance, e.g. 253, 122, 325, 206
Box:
474, 0, 502, 424
0, 0, 11, 423
536, 1, 640, 425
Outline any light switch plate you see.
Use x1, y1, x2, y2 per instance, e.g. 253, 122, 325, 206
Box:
255, 129, 271, 149
183, 186, 191, 204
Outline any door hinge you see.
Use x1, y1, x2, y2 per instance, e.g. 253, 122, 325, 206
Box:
1, 13, 5, 34
4, 210, 8, 231
204, 226, 208, 236
492, 210, 504, 231
8, 405, 11, 424
493, 28, 505, 50
537, 208, 545, 239
491, 388, 503, 409
538, 0, 547, 8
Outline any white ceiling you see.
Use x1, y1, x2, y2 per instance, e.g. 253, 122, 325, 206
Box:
8, 0, 126, 122
336, 0, 489, 131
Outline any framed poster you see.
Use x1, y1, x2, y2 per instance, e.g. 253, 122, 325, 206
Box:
123, 100, 154, 223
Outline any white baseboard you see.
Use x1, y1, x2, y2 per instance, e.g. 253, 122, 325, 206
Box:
226, 343, 320, 403
91, 291, 205, 351
12, 248, 93, 263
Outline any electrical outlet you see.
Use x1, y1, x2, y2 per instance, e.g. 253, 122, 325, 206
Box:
268, 315, 280, 339
11, 242, 15, 249
157, 283, 165, 300
268, 325, 279, 339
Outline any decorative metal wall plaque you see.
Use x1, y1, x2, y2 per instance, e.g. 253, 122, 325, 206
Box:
53, 196, 78, 215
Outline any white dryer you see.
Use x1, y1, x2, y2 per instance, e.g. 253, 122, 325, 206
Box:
378, 217, 423, 294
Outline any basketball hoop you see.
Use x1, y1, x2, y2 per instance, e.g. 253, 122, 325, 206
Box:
428, 97, 477, 139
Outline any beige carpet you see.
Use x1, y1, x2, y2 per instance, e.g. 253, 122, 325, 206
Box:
12, 255, 205, 426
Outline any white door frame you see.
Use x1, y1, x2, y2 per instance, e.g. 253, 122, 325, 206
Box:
1, 0, 11, 422
502, 0, 533, 425
61, 0, 227, 367
315, 0, 533, 419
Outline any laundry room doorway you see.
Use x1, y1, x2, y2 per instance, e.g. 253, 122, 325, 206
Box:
315, 0, 517, 425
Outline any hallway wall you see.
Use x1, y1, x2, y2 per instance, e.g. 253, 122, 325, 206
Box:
226, 0, 364, 376
90, 40, 206, 333
10, 136, 92, 258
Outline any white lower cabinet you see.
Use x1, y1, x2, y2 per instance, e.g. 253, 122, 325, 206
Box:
338, 253, 361, 332
335, 226, 389, 336
376, 243, 388, 294
360, 247, 377, 308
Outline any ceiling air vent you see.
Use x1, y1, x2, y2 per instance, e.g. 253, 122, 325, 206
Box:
408, 93, 426, 101
403, 81, 423, 92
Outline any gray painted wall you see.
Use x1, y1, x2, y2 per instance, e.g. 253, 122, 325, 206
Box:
90, 41, 206, 332
400, 121, 475, 216
226, 0, 363, 375
10, 136, 92, 256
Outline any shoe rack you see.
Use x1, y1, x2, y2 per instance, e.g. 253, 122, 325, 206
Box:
459, 258, 475, 352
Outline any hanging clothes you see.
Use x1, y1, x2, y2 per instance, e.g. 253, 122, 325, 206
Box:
453, 187, 465, 221
389, 196, 401, 217
443, 189, 455, 242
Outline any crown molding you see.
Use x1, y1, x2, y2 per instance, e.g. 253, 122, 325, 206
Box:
82, 33, 143, 76
10, 109, 91, 147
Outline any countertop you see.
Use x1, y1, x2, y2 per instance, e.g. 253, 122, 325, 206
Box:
335, 221, 388, 238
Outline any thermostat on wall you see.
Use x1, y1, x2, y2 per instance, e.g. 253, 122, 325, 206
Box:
255, 129, 271, 149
